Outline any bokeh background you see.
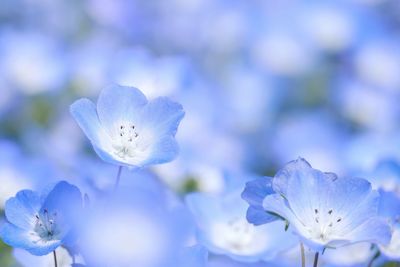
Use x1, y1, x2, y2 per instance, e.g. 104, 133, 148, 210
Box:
1, 0, 400, 266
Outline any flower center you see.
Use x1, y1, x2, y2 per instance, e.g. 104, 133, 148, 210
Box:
215, 217, 256, 253
307, 208, 343, 242
112, 124, 140, 159
33, 209, 59, 242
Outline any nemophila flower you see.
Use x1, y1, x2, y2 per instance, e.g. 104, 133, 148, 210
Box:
70, 84, 184, 168
79, 187, 193, 267
0, 181, 83, 256
186, 181, 296, 262
262, 158, 391, 251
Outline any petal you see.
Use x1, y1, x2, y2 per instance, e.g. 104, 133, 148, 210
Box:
241, 177, 274, 209
341, 217, 391, 246
0, 223, 61, 256
185, 193, 222, 228
262, 194, 304, 231
179, 245, 208, 267
140, 136, 179, 167
41, 181, 83, 227
5, 190, 41, 230
138, 97, 185, 137
97, 85, 148, 131
70, 98, 112, 151
273, 157, 312, 196
334, 190, 380, 235
329, 177, 374, 220
246, 206, 277, 226
285, 165, 333, 227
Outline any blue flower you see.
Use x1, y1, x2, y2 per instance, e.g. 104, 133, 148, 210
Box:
262, 158, 391, 251
70, 84, 185, 168
0, 181, 83, 256
79, 187, 194, 267
186, 177, 296, 262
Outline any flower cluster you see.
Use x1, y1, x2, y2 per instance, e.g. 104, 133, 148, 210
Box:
1, 2, 400, 266
0, 86, 398, 267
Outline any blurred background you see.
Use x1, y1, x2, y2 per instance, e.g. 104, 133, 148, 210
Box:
1, 0, 400, 266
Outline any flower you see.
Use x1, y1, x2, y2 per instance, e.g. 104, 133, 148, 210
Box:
79, 186, 194, 267
70, 85, 185, 168
186, 177, 296, 262
0, 181, 83, 256
261, 158, 391, 251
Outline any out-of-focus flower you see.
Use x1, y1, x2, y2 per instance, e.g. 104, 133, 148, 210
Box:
186, 174, 296, 262
70, 85, 184, 168
262, 158, 391, 251
322, 242, 375, 267
0, 31, 66, 94
354, 39, 400, 92
0, 181, 83, 256
271, 112, 346, 174
300, 3, 356, 52
111, 48, 190, 99
0, 140, 57, 208
378, 190, 400, 260
79, 187, 194, 267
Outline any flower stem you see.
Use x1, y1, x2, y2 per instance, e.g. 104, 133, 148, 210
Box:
367, 250, 380, 267
300, 242, 305, 267
113, 166, 123, 191
313, 252, 319, 267
53, 250, 58, 267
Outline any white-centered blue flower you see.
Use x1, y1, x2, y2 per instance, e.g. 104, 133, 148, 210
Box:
262, 158, 391, 251
186, 180, 296, 262
0, 181, 83, 256
70, 85, 184, 168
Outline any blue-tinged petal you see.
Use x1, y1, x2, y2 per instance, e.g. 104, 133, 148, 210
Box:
97, 85, 148, 131
179, 245, 208, 267
330, 177, 373, 220
334, 190, 380, 235
285, 165, 333, 227
5, 190, 41, 230
242, 177, 274, 208
141, 136, 179, 167
0, 223, 60, 256
379, 226, 400, 260
378, 189, 400, 221
185, 193, 222, 228
70, 98, 112, 151
341, 217, 391, 246
246, 206, 277, 226
138, 97, 185, 137
273, 157, 312, 196
262, 194, 304, 231
41, 181, 83, 227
